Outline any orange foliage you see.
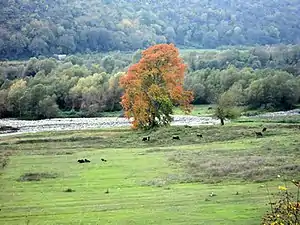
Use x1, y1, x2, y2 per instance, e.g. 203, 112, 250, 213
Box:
119, 43, 194, 129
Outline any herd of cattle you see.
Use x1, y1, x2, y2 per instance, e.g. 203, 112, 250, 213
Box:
76, 126, 268, 164
142, 126, 267, 142
77, 158, 107, 163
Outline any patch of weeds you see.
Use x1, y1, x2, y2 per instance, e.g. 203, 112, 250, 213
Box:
0, 152, 11, 169
1, 157, 8, 169
17, 172, 58, 182
64, 188, 75, 192
14, 136, 102, 145
168, 148, 299, 184
280, 164, 300, 172
140, 174, 186, 187
145, 148, 177, 154
140, 178, 168, 187
55, 151, 74, 155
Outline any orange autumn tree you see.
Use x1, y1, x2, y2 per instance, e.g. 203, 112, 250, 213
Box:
119, 43, 194, 129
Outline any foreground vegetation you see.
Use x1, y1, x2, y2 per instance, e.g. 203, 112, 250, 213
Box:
1, 115, 300, 224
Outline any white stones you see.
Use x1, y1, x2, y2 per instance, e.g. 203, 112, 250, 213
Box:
0, 115, 220, 136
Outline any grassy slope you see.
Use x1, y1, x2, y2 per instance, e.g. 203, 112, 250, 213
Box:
0, 117, 300, 224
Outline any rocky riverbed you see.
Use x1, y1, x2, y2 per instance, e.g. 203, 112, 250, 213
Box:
1, 109, 299, 137
0, 115, 220, 136
248, 108, 300, 118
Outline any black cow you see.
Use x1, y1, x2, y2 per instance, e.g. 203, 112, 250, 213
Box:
142, 137, 148, 141
142, 136, 150, 141
172, 135, 180, 140
101, 158, 107, 162
262, 127, 267, 132
77, 159, 85, 163
255, 131, 263, 137
197, 134, 203, 138
84, 159, 91, 163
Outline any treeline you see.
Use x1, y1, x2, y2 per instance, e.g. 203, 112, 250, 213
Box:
0, 46, 300, 119
2, 45, 300, 80
1, 0, 300, 59
0, 55, 126, 119
183, 45, 300, 76
185, 66, 300, 110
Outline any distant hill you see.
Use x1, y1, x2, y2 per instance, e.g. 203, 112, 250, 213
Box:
1, 0, 300, 59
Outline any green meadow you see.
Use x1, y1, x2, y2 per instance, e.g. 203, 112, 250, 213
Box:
1, 115, 300, 225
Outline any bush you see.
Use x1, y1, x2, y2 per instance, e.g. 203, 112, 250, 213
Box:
261, 179, 300, 225
64, 188, 75, 192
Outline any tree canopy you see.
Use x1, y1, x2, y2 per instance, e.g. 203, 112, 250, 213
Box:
119, 44, 193, 129
214, 90, 242, 125
1, 0, 300, 59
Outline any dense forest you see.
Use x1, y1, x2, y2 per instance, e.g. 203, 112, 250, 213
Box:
1, 0, 300, 59
0, 45, 300, 119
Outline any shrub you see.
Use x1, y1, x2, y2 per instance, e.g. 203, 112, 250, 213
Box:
64, 188, 75, 192
261, 179, 300, 225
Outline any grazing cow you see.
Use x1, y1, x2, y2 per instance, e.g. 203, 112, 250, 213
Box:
255, 131, 263, 137
101, 158, 107, 162
77, 159, 85, 163
197, 134, 203, 138
84, 159, 90, 163
262, 127, 267, 132
184, 125, 192, 128
172, 135, 180, 140
208, 107, 213, 110
142, 136, 150, 141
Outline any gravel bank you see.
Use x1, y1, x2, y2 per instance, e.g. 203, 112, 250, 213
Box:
0, 115, 220, 136
1, 109, 298, 137
249, 109, 300, 118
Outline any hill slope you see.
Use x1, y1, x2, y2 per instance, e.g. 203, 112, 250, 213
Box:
1, 0, 300, 59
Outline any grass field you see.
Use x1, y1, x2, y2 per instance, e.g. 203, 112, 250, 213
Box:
172, 104, 215, 116
1, 116, 300, 225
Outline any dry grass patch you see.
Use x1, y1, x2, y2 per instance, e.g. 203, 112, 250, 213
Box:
17, 172, 59, 182
168, 146, 300, 184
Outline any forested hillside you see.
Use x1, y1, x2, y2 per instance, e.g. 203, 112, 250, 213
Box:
0, 45, 300, 119
1, 0, 300, 59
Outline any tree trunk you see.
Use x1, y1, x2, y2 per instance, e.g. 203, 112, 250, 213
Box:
149, 112, 156, 128
220, 118, 224, 126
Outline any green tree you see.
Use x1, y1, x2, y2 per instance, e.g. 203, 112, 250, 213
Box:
0, 90, 8, 118
7, 79, 27, 117
102, 56, 115, 74
214, 90, 241, 125
69, 72, 108, 112
38, 95, 59, 118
